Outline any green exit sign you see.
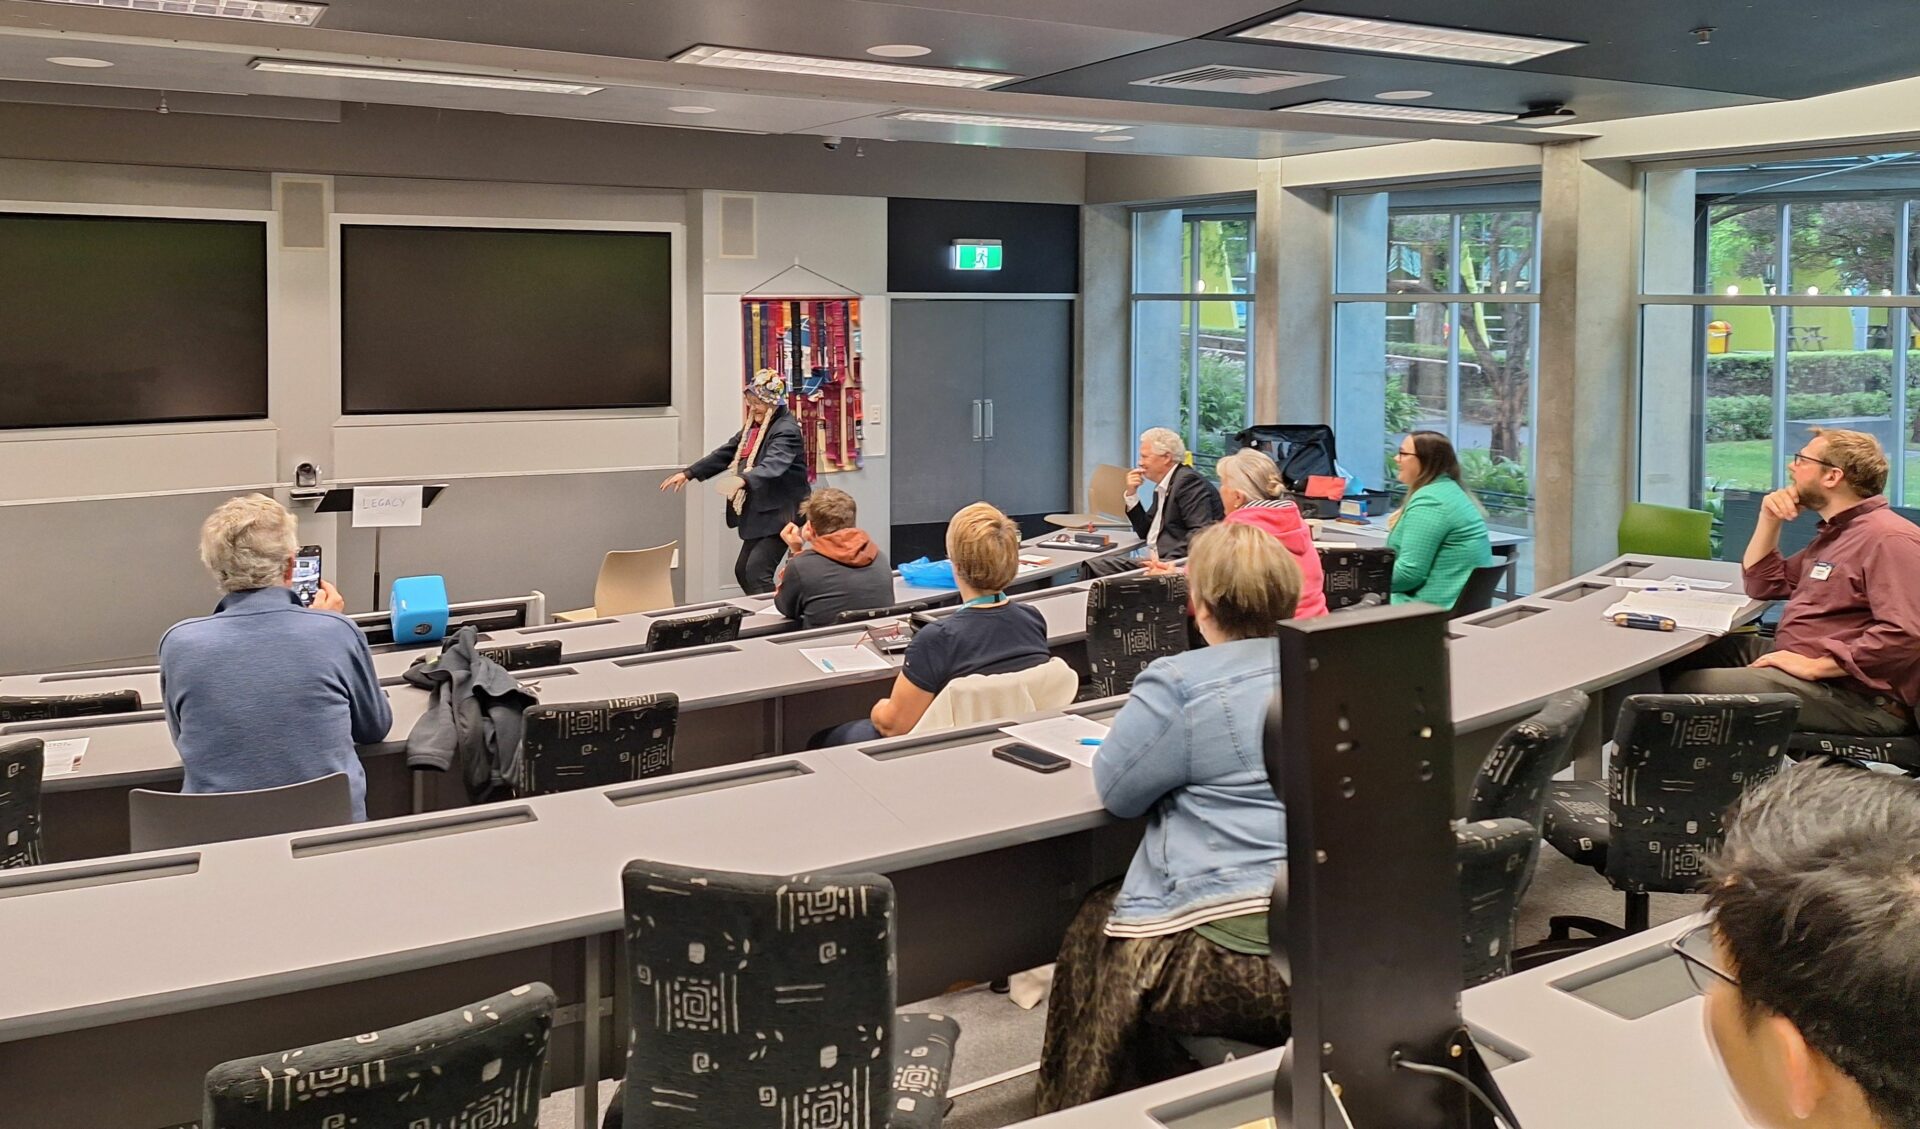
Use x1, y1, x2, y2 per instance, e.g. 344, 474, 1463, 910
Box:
952, 240, 1003, 271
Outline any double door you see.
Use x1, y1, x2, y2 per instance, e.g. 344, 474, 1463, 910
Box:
891, 299, 1072, 524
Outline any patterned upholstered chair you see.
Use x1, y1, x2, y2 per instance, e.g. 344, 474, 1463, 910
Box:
646, 606, 745, 652
1080, 572, 1188, 700
1786, 731, 1920, 776
1466, 690, 1591, 832
833, 600, 935, 625
1455, 816, 1540, 986
604, 861, 958, 1129
1318, 548, 1395, 611
0, 689, 142, 724
203, 982, 555, 1128
1528, 693, 1799, 961
478, 640, 564, 672
1, 738, 45, 869
516, 695, 678, 797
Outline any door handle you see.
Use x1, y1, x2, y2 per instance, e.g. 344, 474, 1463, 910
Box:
972, 399, 982, 441
983, 398, 994, 439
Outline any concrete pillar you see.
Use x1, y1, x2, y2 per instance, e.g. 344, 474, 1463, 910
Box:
1332, 191, 1389, 485
1639, 169, 1699, 507
1537, 144, 1639, 583
1077, 204, 1133, 503
1256, 161, 1333, 423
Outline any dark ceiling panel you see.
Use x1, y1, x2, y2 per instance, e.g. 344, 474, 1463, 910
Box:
1205, 1, 1920, 100
1001, 37, 1774, 126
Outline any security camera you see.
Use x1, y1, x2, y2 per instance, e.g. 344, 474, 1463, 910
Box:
822, 136, 843, 150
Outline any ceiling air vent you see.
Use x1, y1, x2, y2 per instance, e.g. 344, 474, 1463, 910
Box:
1131, 65, 1338, 96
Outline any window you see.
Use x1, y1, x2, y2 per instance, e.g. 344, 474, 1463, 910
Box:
1131, 203, 1255, 474
1639, 152, 1920, 523
1334, 184, 1541, 591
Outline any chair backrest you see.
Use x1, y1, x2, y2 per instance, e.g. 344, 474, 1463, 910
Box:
1, 738, 45, 869
832, 599, 932, 625
1787, 731, 1920, 775
910, 657, 1080, 735
203, 982, 555, 1128
1454, 816, 1537, 987
1617, 502, 1713, 560
517, 694, 679, 797
1604, 693, 1801, 894
1318, 547, 1395, 610
618, 860, 896, 1128
1083, 572, 1189, 698
594, 542, 679, 617
128, 772, 356, 853
1088, 463, 1132, 520
0, 689, 143, 725
1468, 691, 1590, 829
646, 605, 745, 652
1450, 563, 1509, 618
1235, 423, 1338, 491
479, 639, 564, 672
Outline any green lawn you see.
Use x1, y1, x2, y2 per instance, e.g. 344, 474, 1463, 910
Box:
1706, 439, 1920, 504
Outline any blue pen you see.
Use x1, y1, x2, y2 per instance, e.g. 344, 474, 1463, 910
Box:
1079, 737, 1103, 746
820, 660, 835, 671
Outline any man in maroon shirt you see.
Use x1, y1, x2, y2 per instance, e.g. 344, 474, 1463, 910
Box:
1669, 429, 1920, 736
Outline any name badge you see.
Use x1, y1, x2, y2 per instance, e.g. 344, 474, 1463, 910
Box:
1809, 561, 1835, 581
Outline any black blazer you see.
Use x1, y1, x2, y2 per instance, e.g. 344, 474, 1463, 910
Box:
686, 407, 812, 541
1127, 463, 1225, 559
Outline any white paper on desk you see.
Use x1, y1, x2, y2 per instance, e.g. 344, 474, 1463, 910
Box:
41, 737, 87, 776
800, 645, 893, 674
1000, 715, 1110, 768
1614, 576, 1734, 591
1602, 589, 1748, 634
352, 484, 423, 528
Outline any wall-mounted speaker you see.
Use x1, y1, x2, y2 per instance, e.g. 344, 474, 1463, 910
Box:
717, 193, 757, 260
275, 176, 330, 251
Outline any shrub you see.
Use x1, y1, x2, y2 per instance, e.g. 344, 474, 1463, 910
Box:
1705, 391, 1904, 442
1385, 373, 1422, 433
1705, 350, 1920, 398
1458, 449, 1531, 519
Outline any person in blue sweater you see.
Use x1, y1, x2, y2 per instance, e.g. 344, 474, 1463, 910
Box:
159, 494, 390, 822
1036, 521, 1299, 1111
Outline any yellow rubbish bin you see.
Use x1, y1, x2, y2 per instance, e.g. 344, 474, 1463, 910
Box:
1707, 320, 1732, 354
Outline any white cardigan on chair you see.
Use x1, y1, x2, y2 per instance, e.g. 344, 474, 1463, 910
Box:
906, 657, 1081, 736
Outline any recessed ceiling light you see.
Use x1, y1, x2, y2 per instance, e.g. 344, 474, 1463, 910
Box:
249, 59, 602, 94
1375, 89, 1433, 101
672, 45, 1015, 89
867, 44, 932, 58
25, 0, 325, 24
1286, 99, 1517, 125
1234, 12, 1581, 65
1092, 134, 1135, 143
886, 110, 1128, 133
668, 105, 717, 114
47, 56, 116, 67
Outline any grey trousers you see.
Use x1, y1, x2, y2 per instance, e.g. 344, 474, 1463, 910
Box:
1665, 634, 1915, 737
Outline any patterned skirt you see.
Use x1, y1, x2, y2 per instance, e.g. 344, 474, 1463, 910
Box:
1034, 883, 1291, 1114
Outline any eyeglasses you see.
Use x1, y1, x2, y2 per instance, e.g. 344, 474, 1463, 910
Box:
1670, 921, 1738, 994
1395, 449, 1417, 459
1789, 451, 1842, 471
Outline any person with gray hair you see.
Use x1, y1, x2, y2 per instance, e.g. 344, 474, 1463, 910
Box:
158, 494, 390, 821
1088, 427, 1224, 577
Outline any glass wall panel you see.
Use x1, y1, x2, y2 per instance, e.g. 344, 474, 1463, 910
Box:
1706, 202, 1779, 299
1460, 211, 1538, 295
1387, 211, 1453, 294
1701, 305, 1781, 496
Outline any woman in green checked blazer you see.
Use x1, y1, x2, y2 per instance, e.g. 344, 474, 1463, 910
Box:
1385, 431, 1493, 609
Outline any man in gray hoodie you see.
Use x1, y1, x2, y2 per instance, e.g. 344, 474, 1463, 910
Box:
773, 488, 895, 627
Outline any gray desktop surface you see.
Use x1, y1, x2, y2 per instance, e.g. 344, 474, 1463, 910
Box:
1007, 915, 1739, 1129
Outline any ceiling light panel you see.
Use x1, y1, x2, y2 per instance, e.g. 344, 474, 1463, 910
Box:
886, 110, 1127, 133
1235, 12, 1581, 65
249, 59, 601, 94
26, 0, 325, 24
673, 45, 1015, 89
1286, 99, 1517, 124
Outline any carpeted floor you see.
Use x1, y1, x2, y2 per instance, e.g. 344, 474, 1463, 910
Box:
535, 848, 1704, 1129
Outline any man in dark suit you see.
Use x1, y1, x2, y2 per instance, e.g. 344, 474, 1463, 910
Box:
662, 369, 812, 594
1088, 427, 1225, 577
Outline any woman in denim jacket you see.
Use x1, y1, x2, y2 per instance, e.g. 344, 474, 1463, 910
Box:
1037, 522, 1297, 1111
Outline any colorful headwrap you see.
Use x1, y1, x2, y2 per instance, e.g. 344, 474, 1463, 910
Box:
747, 368, 788, 405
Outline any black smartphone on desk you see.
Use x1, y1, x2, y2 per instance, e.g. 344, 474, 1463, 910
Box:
993, 742, 1071, 773
292, 544, 323, 607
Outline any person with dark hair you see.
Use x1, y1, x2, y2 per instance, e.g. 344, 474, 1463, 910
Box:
1667, 428, 1920, 736
1674, 759, 1920, 1129
1385, 431, 1493, 609
661, 368, 811, 595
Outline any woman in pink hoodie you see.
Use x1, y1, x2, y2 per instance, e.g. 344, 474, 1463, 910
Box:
1153, 448, 1327, 618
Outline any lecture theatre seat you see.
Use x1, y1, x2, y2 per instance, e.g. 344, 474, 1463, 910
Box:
515, 695, 679, 797
603, 861, 957, 1129
0, 737, 45, 868
128, 773, 356, 853
646, 605, 744, 652
1081, 572, 1188, 700
0, 689, 142, 724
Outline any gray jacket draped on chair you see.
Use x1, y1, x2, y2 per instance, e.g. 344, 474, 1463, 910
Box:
403, 626, 538, 802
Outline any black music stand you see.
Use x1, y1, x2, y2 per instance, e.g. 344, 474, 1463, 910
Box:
314, 485, 447, 610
